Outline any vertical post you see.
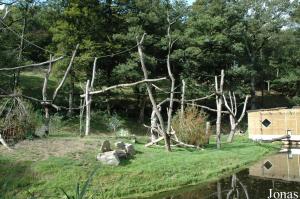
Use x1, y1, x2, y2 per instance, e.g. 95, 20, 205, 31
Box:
85, 80, 91, 136
215, 70, 224, 149
68, 71, 74, 116
79, 98, 85, 136
217, 181, 222, 199
205, 121, 211, 144
43, 54, 52, 135
44, 106, 50, 135
180, 79, 186, 119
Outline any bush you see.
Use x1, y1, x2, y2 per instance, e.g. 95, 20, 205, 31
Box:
107, 113, 124, 132
172, 106, 209, 147
0, 98, 38, 141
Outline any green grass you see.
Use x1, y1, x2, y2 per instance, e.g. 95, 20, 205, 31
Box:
0, 133, 280, 199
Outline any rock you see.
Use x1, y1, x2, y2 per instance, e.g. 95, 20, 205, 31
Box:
115, 141, 125, 150
125, 143, 135, 156
100, 140, 111, 153
131, 135, 137, 143
115, 149, 127, 158
96, 151, 120, 166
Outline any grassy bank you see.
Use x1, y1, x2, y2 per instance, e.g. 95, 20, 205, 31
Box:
0, 133, 279, 199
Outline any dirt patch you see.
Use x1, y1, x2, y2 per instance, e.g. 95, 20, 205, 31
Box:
0, 138, 100, 161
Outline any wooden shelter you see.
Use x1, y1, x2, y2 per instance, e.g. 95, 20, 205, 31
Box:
248, 107, 300, 141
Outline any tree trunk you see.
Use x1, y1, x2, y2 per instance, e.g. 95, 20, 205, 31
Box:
138, 95, 146, 124
44, 106, 50, 135
216, 98, 222, 149
150, 109, 158, 142
14, 17, 27, 90
85, 80, 90, 136
180, 79, 186, 119
227, 115, 236, 143
165, 134, 171, 151
68, 70, 75, 116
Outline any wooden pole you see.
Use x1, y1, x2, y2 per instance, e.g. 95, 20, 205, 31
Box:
79, 99, 85, 136
206, 121, 211, 144
42, 55, 52, 135
137, 34, 170, 151
180, 79, 186, 119
85, 80, 91, 136
215, 70, 224, 149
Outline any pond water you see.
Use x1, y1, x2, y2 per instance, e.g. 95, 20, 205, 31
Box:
154, 148, 300, 199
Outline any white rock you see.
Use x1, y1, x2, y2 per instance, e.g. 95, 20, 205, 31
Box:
96, 151, 120, 166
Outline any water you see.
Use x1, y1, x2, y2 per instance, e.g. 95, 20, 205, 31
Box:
154, 149, 300, 199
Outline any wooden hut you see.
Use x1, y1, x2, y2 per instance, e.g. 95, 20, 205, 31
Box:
248, 107, 300, 141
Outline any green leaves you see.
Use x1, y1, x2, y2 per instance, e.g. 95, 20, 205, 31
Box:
60, 166, 99, 199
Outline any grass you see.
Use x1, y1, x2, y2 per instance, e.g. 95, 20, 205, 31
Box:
0, 131, 280, 199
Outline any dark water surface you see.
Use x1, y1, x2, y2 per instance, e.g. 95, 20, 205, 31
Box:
153, 150, 300, 199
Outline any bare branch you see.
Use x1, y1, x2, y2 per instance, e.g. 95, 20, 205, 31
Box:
166, 12, 176, 136
0, 0, 18, 5
2, 7, 10, 20
223, 94, 236, 117
137, 33, 170, 151
81, 77, 167, 97
0, 134, 11, 150
90, 57, 98, 89
237, 95, 250, 124
185, 93, 215, 102
42, 55, 52, 101
186, 102, 228, 113
0, 56, 64, 71
52, 44, 79, 101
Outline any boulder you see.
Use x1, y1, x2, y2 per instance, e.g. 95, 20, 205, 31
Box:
115, 149, 127, 158
115, 141, 125, 150
96, 151, 120, 166
125, 143, 135, 156
100, 140, 111, 153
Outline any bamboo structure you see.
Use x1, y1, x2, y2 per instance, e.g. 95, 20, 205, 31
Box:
248, 107, 300, 141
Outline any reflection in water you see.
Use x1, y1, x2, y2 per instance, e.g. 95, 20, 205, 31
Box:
155, 150, 300, 199
249, 151, 300, 182
226, 174, 249, 199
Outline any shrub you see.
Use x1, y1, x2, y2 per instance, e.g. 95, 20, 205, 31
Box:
0, 98, 38, 141
172, 106, 209, 147
107, 113, 124, 132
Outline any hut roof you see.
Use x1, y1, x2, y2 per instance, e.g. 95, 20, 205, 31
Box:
247, 106, 300, 113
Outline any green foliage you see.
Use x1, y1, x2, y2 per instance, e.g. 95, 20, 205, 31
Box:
172, 106, 209, 147
60, 166, 99, 199
107, 113, 125, 132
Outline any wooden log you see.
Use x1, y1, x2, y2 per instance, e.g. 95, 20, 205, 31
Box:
145, 137, 164, 147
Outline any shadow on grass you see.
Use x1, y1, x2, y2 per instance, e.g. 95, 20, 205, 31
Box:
0, 158, 36, 199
